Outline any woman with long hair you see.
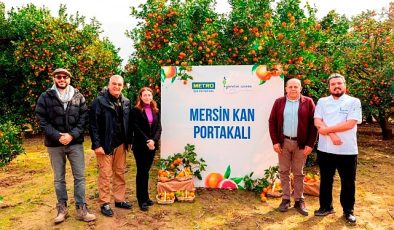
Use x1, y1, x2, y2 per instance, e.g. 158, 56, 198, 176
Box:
130, 87, 162, 211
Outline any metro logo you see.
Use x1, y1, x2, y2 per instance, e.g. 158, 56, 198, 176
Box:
192, 82, 215, 89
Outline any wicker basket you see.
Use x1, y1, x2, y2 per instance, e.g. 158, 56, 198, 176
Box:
174, 175, 193, 181
156, 193, 175, 204
266, 190, 282, 198
176, 195, 195, 202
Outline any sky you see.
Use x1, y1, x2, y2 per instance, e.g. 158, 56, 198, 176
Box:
2, 0, 392, 67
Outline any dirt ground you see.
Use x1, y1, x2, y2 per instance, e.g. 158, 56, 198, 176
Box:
0, 124, 393, 230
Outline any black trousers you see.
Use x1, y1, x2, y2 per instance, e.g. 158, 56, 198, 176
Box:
133, 148, 155, 206
317, 151, 357, 215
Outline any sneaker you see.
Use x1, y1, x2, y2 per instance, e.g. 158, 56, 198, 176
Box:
344, 213, 356, 225
278, 199, 291, 212
114, 201, 132, 209
54, 203, 68, 224
101, 203, 114, 217
76, 203, 96, 222
294, 199, 309, 216
314, 208, 335, 216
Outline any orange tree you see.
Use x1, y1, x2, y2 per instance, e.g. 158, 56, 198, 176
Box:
0, 4, 121, 127
125, 0, 222, 102
341, 4, 394, 139
125, 0, 349, 104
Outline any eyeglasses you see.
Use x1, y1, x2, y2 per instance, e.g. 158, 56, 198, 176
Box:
54, 75, 70, 80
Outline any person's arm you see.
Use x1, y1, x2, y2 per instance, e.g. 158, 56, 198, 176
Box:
306, 98, 318, 149
35, 93, 61, 142
315, 118, 343, 145
89, 99, 103, 151
68, 93, 88, 141
314, 99, 342, 145
153, 111, 162, 143
268, 99, 282, 154
318, 120, 358, 135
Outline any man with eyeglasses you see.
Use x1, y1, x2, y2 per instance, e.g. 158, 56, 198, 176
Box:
314, 73, 362, 225
35, 68, 96, 224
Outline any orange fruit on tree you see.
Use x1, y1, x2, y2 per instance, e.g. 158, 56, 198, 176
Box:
204, 172, 224, 188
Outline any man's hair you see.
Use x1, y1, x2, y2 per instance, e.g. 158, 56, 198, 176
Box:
286, 78, 302, 87
327, 73, 346, 84
109, 75, 124, 84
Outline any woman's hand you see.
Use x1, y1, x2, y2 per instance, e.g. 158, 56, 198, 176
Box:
147, 139, 155, 150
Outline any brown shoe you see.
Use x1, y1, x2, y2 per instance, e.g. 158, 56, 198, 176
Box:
278, 199, 291, 212
294, 199, 309, 216
76, 203, 96, 222
54, 203, 68, 224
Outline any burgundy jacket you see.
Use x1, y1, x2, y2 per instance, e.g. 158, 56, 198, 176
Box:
268, 95, 317, 148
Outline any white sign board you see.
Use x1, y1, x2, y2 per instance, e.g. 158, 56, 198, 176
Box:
161, 65, 284, 188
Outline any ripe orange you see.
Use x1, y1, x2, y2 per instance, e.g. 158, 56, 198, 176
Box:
162, 66, 176, 78
205, 172, 224, 188
255, 65, 271, 81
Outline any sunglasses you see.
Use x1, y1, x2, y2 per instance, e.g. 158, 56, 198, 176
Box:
54, 75, 70, 80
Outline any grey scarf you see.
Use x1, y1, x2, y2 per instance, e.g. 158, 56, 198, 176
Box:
51, 84, 75, 110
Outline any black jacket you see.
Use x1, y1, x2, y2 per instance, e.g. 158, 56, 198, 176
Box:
89, 90, 131, 155
35, 88, 88, 147
130, 107, 161, 151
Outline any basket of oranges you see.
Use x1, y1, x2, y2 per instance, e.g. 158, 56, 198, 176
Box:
175, 167, 193, 181
175, 190, 195, 202
156, 191, 175, 204
158, 170, 175, 183
304, 173, 320, 196
266, 179, 283, 198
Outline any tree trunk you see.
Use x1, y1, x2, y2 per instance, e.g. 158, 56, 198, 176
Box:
378, 111, 393, 140
365, 111, 373, 123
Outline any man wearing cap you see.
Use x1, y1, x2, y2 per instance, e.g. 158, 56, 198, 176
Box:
269, 78, 317, 216
314, 73, 362, 225
35, 68, 96, 224
89, 75, 132, 217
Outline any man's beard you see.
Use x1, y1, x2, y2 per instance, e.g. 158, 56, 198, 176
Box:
330, 88, 344, 97
55, 82, 68, 89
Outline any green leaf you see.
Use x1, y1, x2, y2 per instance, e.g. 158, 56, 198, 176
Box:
224, 165, 231, 179
259, 80, 266, 85
160, 69, 166, 82
0, 195, 3, 203
252, 64, 259, 74
171, 76, 176, 83
280, 73, 285, 79
230, 177, 243, 184
237, 185, 244, 190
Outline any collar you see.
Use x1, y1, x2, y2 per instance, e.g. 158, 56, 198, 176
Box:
286, 95, 300, 102
329, 94, 347, 101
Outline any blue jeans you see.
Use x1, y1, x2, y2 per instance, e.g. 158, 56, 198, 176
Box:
48, 144, 86, 205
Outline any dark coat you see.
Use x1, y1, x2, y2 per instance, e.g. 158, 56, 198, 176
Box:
89, 90, 131, 155
130, 107, 161, 152
268, 95, 317, 148
35, 88, 88, 147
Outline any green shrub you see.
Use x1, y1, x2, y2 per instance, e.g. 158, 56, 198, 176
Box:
0, 120, 24, 167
